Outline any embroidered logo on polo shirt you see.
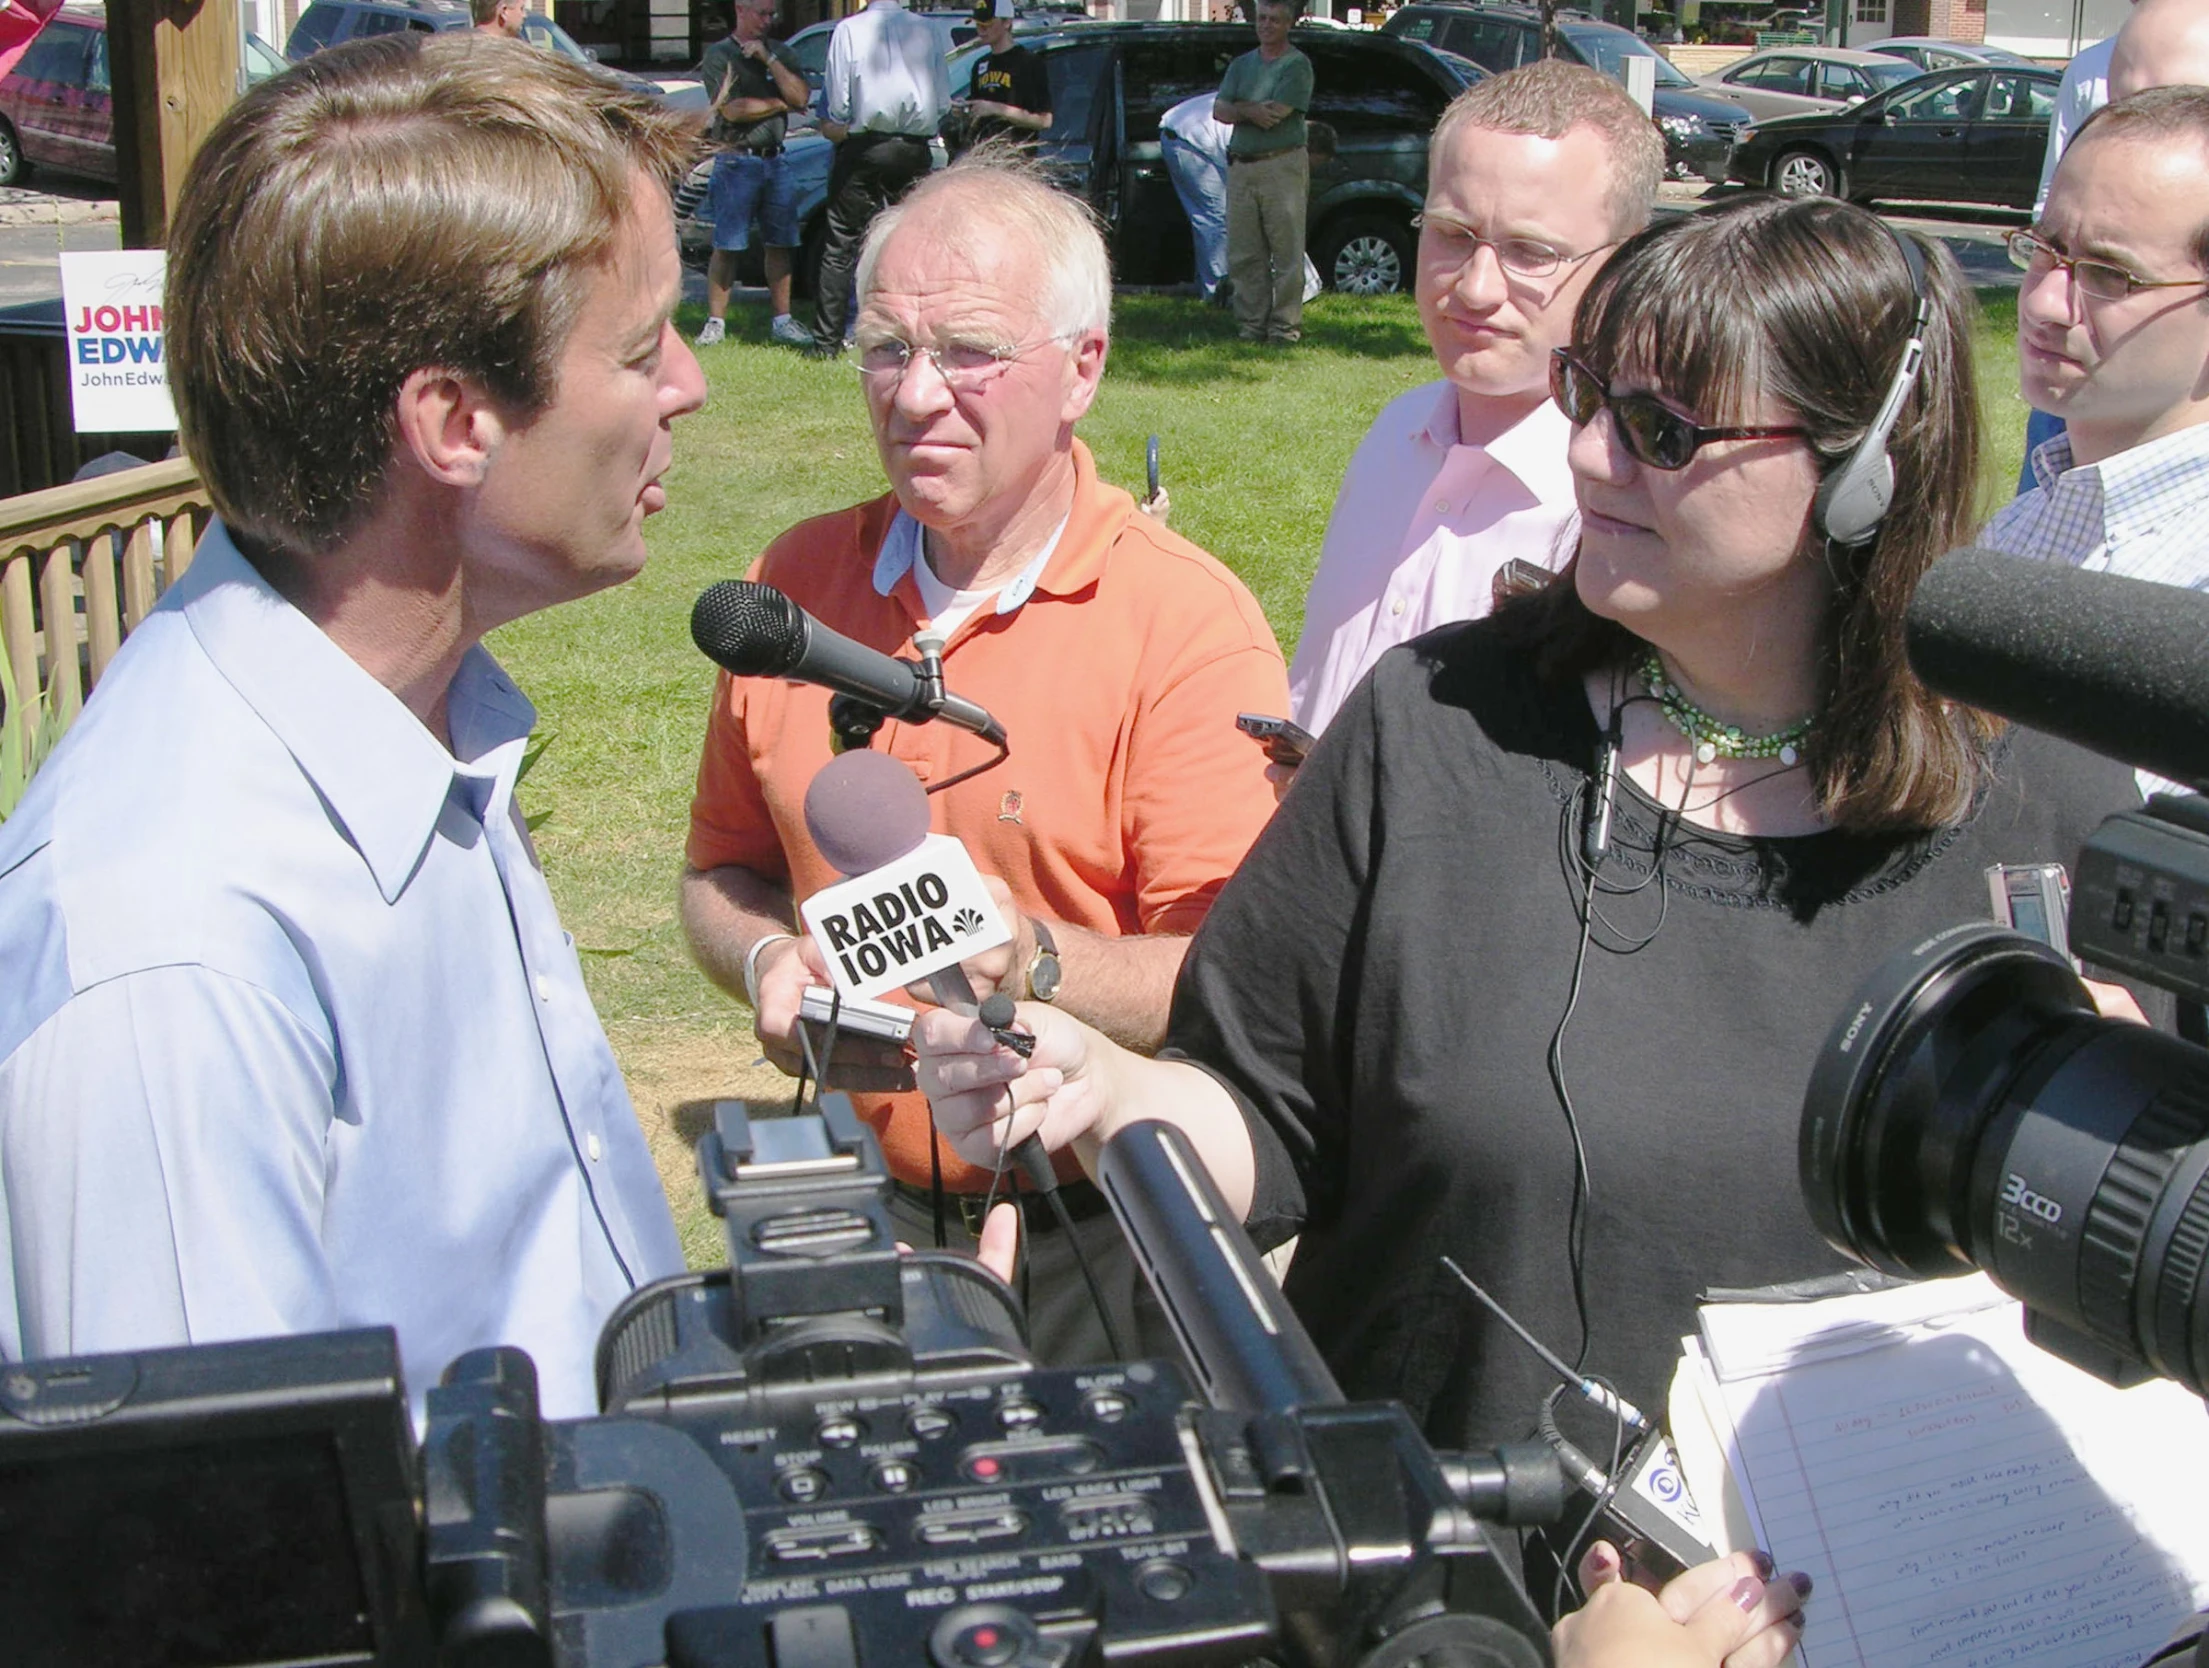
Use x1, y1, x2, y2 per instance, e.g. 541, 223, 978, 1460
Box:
998, 790, 1024, 824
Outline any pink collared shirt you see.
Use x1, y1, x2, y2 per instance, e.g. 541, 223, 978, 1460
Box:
1288, 382, 1578, 736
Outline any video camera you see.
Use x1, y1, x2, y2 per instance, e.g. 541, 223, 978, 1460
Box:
1800, 547, 2209, 1397
0, 1099, 1566, 1668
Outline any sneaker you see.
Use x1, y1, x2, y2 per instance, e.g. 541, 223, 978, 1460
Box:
769, 314, 812, 347
695, 317, 726, 347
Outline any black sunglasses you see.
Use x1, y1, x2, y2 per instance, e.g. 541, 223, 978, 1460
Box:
1550, 350, 1809, 471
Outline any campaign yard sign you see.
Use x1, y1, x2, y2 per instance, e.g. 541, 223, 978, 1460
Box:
61, 250, 175, 432
799, 833, 1012, 1002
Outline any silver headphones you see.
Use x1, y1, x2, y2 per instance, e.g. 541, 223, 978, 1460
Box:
1808, 220, 1932, 548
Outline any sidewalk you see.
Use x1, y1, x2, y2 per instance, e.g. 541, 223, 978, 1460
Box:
0, 186, 117, 229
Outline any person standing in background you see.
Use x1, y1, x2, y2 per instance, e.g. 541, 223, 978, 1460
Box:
1161, 90, 1233, 303
809, 0, 949, 357
695, 0, 812, 348
953, 0, 1051, 152
1215, 0, 1313, 344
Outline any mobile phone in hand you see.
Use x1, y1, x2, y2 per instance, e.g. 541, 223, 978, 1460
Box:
1237, 712, 1315, 768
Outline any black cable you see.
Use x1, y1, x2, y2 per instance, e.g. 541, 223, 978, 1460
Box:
1043, 1182, 1132, 1360
1543, 1375, 1632, 1620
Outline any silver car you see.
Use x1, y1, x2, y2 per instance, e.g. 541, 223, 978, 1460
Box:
1699, 46, 1921, 121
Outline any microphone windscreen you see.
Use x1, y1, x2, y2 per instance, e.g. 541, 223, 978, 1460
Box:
1905, 549, 2209, 792
804, 749, 932, 877
692, 580, 805, 677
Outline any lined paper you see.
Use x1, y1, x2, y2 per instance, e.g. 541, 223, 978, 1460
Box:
1696, 1280, 2209, 1668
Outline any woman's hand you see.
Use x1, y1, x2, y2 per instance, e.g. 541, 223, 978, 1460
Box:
1553, 1543, 1807, 1668
909, 1003, 1120, 1170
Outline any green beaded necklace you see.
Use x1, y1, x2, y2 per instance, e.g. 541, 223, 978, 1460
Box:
1638, 649, 1815, 767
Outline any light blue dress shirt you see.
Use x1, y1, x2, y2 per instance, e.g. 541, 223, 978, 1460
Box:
0, 525, 684, 1420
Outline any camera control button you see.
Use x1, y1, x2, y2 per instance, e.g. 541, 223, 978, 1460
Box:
1081, 1389, 1132, 1423
996, 1397, 1045, 1433
871, 1458, 919, 1493
816, 1414, 866, 1448
1136, 1561, 1193, 1603
907, 1405, 957, 1441
930, 1606, 1036, 1668
777, 1466, 832, 1504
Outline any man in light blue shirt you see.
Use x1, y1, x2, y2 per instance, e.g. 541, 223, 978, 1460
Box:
0, 33, 706, 1420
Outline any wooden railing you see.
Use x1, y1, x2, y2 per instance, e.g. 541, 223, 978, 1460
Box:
0, 456, 210, 733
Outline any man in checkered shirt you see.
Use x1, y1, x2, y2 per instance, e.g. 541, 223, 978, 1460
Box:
1985, 86, 2209, 599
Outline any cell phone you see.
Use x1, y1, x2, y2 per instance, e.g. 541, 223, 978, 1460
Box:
1987, 862, 2073, 960
1146, 434, 1161, 503
1237, 711, 1316, 767
798, 985, 914, 1044
1491, 558, 1553, 608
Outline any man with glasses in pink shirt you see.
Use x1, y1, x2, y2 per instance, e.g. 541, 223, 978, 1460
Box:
1286, 62, 1660, 741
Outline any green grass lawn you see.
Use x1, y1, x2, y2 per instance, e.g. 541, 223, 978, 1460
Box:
492, 282, 2032, 1260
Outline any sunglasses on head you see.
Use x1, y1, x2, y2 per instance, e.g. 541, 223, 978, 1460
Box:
1549, 350, 1810, 471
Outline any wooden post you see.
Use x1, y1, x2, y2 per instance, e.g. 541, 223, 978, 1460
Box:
109, 0, 242, 250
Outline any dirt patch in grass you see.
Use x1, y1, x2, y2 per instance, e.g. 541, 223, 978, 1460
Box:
609, 1018, 798, 1268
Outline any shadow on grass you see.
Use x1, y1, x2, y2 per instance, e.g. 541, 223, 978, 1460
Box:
1105, 294, 1431, 386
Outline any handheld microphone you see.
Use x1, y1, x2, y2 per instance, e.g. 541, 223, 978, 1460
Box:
803, 751, 1066, 1217
1905, 549, 2209, 793
692, 580, 1008, 748
803, 750, 983, 1016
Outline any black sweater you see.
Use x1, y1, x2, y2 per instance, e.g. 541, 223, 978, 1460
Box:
1165, 619, 2147, 1450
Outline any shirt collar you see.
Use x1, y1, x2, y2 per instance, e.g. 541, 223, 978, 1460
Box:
1411, 381, 1577, 506
2027, 427, 2078, 492
871, 439, 1120, 613
176, 523, 538, 904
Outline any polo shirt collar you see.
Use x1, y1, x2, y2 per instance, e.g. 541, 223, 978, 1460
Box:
871, 438, 1119, 614
177, 523, 538, 904
1412, 381, 1576, 507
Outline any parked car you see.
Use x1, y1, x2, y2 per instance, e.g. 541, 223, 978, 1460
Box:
1382, 4, 1753, 183
678, 22, 1475, 298
1049, 22, 1481, 294
0, 7, 287, 187
1867, 35, 2036, 72
1726, 63, 2060, 206
1698, 45, 1919, 120
285, 0, 665, 97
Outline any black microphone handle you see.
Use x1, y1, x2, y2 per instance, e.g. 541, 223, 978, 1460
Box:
1096, 1119, 1343, 1414
692, 580, 1008, 748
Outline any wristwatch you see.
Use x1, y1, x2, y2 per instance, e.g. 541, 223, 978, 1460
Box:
1025, 918, 1062, 1003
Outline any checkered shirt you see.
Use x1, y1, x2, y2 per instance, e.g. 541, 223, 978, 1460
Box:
1979, 423, 2209, 592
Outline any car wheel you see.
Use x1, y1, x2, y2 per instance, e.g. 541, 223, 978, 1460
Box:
1771, 147, 1840, 199
0, 120, 24, 189
1316, 211, 1414, 297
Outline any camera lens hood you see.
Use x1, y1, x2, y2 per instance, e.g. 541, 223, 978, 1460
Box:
1800, 921, 2091, 1276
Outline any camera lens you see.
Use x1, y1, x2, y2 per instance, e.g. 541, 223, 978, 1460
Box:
1800, 922, 2209, 1394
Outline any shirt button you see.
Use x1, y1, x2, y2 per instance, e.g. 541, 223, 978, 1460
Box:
586, 1133, 603, 1162
1434, 499, 1449, 513
1389, 600, 1405, 616
535, 974, 553, 1002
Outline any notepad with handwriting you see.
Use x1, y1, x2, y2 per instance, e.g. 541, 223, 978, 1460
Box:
1693, 1275, 2209, 1668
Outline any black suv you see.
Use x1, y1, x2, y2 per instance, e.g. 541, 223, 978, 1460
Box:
1382, 4, 1751, 182
1007, 22, 1480, 295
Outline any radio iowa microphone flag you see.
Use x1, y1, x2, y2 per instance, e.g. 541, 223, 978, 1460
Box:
797, 751, 1012, 1002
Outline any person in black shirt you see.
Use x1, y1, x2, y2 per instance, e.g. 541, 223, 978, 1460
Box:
952, 0, 1051, 153
908, 198, 2152, 1459
695, 0, 810, 347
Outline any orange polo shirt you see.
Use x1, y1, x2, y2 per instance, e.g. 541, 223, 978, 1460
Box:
687, 441, 1289, 1192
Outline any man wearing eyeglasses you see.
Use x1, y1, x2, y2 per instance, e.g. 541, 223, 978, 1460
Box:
679, 156, 1288, 1365
1285, 62, 1662, 742
1982, 85, 2209, 611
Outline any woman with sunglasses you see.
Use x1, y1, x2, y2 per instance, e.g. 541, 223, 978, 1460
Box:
910, 197, 2148, 1483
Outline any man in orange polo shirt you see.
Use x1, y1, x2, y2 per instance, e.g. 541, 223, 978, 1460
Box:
682, 154, 1287, 1364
